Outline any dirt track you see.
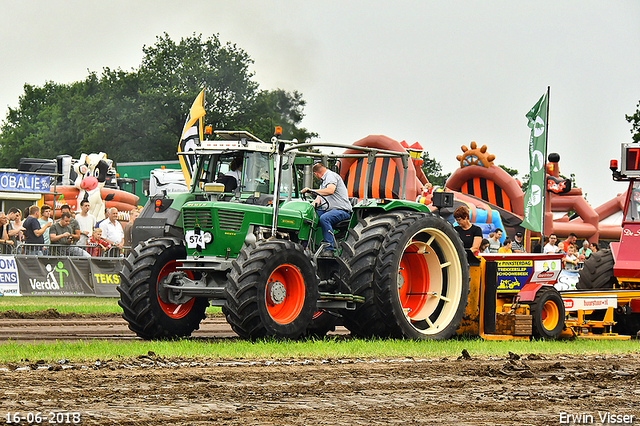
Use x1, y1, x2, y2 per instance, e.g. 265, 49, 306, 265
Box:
0, 311, 240, 342
1, 354, 639, 425
1, 314, 639, 425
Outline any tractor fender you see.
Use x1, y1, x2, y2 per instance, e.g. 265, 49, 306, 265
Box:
516, 283, 546, 302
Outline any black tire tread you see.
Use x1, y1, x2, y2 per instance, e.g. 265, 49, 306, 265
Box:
223, 240, 318, 339
339, 211, 413, 337
577, 249, 617, 290
117, 237, 208, 339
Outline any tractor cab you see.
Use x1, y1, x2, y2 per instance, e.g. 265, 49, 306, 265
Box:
609, 142, 640, 282
190, 130, 297, 203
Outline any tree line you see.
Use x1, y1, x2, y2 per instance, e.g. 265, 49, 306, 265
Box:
0, 33, 317, 167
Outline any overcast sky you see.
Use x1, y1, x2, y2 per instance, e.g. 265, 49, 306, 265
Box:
1, 1, 639, 207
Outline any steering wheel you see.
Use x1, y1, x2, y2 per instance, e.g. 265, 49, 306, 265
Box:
303, 190, 330, 211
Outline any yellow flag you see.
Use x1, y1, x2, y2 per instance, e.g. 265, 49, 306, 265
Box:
178, 89, 206, 188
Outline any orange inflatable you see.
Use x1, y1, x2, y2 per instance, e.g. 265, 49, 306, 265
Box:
339, 135, 423, 201
445, 142, 525, 217
44, 186, 139, 220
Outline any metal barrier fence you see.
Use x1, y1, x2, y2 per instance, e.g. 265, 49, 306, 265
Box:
0, 248, 126, 297
0, 243, 131, 258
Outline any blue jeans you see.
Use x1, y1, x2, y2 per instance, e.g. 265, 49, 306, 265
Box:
316, 209, 350, 249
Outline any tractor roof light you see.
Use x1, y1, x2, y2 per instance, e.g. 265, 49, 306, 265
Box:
274, 126, 282, 136
610, 159, 618, 171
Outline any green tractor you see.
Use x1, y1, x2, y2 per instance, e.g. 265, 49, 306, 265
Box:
118, 130, 470, 340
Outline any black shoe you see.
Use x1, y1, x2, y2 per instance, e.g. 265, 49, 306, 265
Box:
319, 249, 335, 258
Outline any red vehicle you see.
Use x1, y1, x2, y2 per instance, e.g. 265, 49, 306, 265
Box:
575, 142, 640, 336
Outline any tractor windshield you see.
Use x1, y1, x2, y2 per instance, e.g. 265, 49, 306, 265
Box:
625, 181, 640, 222
240, 151, 295, 196
279, 155, 296, 197
242, 152, 271, 193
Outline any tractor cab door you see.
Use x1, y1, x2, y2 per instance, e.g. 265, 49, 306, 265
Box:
624, 180, 640, 222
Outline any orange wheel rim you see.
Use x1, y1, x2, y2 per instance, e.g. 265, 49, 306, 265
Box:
265, 264, 305, 324
157, 260, 195, 319
398, 242, 430, 320
541, 300, 560, 330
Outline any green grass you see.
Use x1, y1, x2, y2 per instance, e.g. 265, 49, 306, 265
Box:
0, 297, 637, 364
1, 337, 638, 364
0, 297, 221, 315
0, 297, 122, 314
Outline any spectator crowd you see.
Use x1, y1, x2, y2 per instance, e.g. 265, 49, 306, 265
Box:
0, 202, 143, 257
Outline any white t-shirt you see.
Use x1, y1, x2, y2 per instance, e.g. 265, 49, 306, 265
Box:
544, 243, 559, 254
99, 219, 124, 245
76, 213, 96, 246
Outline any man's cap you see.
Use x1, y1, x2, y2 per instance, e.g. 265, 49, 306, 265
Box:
515, 232, 523, 237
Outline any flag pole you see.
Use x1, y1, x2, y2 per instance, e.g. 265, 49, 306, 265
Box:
541, 86, 550, 243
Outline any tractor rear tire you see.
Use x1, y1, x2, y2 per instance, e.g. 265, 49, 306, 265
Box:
577, 249, 617, 290
529, 286, 565, 339
374, 212, 469, 340
118, 238, 209, 339
223, 240, 318, 339
339, 211, 411, 337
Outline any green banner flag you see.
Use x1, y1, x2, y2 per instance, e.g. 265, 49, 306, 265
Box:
521, 91, 548, 233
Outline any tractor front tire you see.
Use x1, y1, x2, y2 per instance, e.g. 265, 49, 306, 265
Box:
577, 249, 617, 290
374, 212, 469, 340
530, 286, 565, 339
118, 238, 208, 339
224, 240, 318, 339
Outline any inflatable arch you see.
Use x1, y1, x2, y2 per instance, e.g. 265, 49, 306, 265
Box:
336, 136, 624, 244
445, 142, 524, 217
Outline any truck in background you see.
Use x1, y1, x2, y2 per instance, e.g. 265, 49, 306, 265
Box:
115, 160, 184, 205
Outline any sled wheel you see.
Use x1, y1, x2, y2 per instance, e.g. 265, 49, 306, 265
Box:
530, 286, 565, 339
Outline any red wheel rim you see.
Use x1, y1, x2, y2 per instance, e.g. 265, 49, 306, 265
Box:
157, 260, 195, 319
398, 242, 430, 319
265, 264, 305, 324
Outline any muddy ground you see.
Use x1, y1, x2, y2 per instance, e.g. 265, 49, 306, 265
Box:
1, 313, 639, 425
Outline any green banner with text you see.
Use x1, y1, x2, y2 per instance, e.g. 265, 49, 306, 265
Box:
521, 91, 548, 233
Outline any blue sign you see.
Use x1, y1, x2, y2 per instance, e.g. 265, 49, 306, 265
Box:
0, 172, 50, 193
496, 259, 534, 292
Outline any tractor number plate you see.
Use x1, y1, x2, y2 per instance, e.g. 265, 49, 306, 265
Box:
186, 230, 205, 249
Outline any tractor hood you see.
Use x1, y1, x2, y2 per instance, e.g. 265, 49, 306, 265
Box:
182, 200, 315, 258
